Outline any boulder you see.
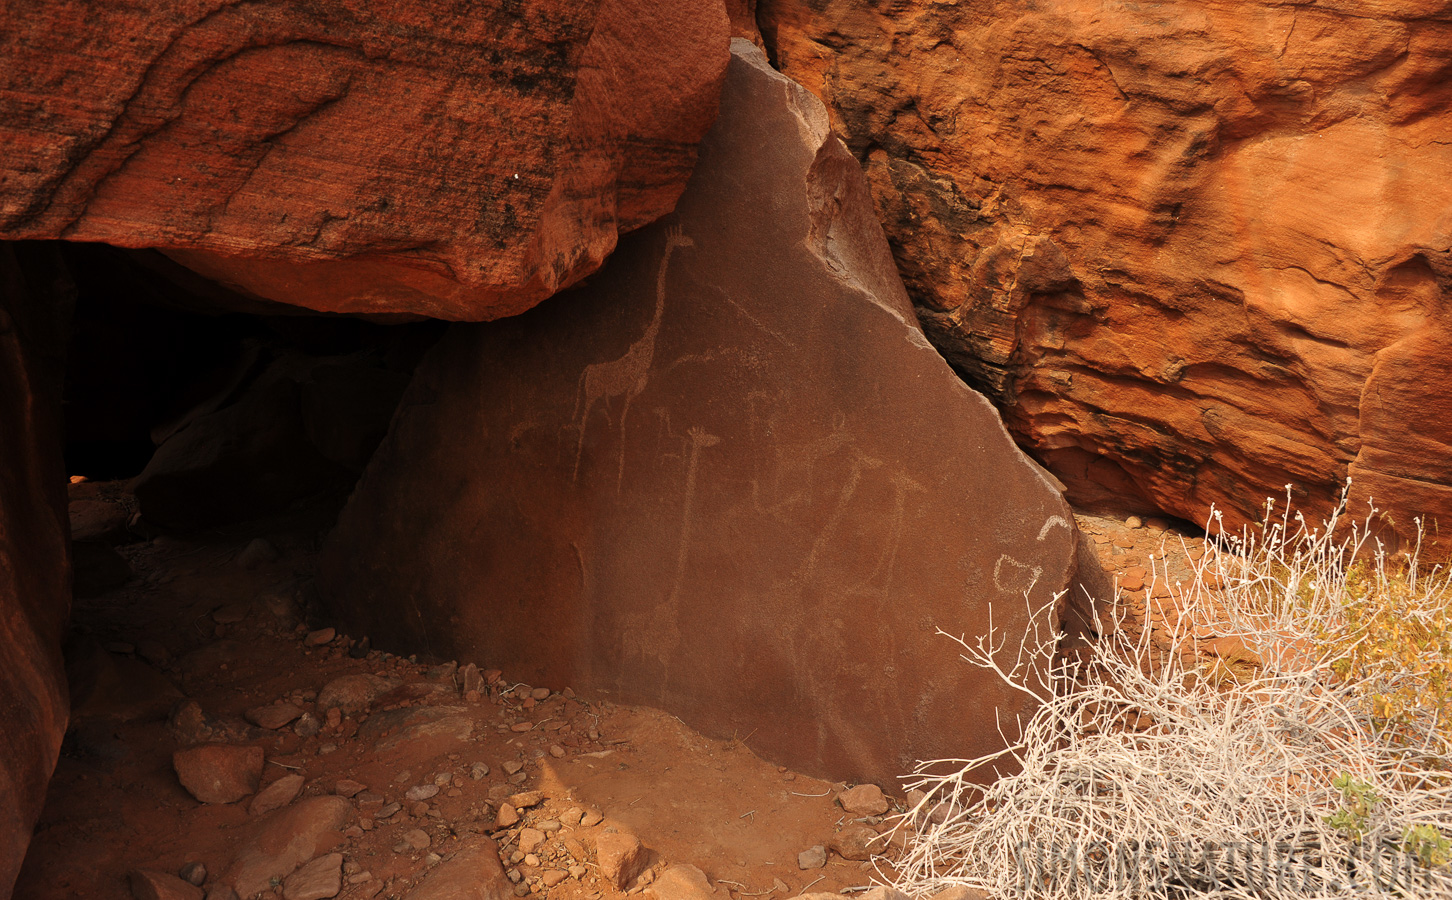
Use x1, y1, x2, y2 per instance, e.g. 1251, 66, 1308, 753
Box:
318, 41, 1079, 783
646, 864, 717, 900
172, 744, 264, 804
399, 844, 511, 900
0, 0, 729, 320
760, 0, 1452, 549
280, 852, 342, 900
249, 773, 306, 817
223, 795, 354, 899
0, 243, 73, 897
315, 673, 397, 715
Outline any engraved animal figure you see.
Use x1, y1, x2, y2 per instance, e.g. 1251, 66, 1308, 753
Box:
573, 225, 695, 487
618, 424, 720, 693
655, 425, 720, 683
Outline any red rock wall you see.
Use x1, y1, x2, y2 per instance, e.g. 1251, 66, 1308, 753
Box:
0, 244, 73, 899
759, 0, 1452, 547
0, 0, 729, 321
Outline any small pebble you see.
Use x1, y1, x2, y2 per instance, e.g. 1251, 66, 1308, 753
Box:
508, 791, 544, 809
406, 784, 440, 801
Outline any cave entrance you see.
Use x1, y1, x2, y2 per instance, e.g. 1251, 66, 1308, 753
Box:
55, 243, 444, 599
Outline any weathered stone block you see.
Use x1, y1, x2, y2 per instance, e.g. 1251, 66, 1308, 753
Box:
319, 42, 1079, 784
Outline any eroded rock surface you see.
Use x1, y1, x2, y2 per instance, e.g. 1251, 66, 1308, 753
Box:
0, 0, 729, 320
760, 0, 1452, 545
319, 41, 1078, 784
0, 243, 72, 898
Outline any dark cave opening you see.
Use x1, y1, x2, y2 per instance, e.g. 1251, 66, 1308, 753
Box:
58, 243, 444, 533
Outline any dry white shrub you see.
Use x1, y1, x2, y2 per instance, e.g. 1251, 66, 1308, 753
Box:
890, 492, 1452, 899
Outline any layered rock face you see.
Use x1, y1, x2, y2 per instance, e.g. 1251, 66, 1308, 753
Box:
0, 0, 729, 320
319, 41, 1079, 784
0, 244, 73, 897
760, 0, 1452, 544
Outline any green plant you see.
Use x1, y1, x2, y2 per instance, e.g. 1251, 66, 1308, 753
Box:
1326, 771, 1380, 841
1403, 824, 1452, 869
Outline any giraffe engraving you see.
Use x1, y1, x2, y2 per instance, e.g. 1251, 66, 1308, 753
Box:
654, 425, 721, 684
573, 225, 695, 488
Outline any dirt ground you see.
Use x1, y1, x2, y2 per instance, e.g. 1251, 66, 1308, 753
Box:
18, 483, 919, 900
18, 482, 1208, 900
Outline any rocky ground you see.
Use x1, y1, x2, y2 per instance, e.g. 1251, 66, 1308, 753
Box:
19, 479, 1213, 900
18, 481, 943, 900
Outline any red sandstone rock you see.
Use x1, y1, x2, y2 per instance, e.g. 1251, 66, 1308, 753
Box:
248, 773, 305, 817
224, 795, 354, 899
128, 869, 205, 900
280, 852, 341, 900
760, 0, 1452, 550
399, 844, 511, 900
317, 42, 1079, 785
595, 832, 647, 890
0, 244, 73, 898
827, 823, 880, 862
172, 744, 264, 804
0, 0, 729, 320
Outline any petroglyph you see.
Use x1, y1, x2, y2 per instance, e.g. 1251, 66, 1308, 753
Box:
1038, 515, 1071, 542
796, 451, 883, 584
866, 471, 925, 596
573, 225, 694, 487
994, 553, 1043, 596
622, 424, 720, 687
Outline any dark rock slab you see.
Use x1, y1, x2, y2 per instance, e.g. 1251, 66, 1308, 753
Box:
319, 41, 1079, 784
0, 243, 73, 897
